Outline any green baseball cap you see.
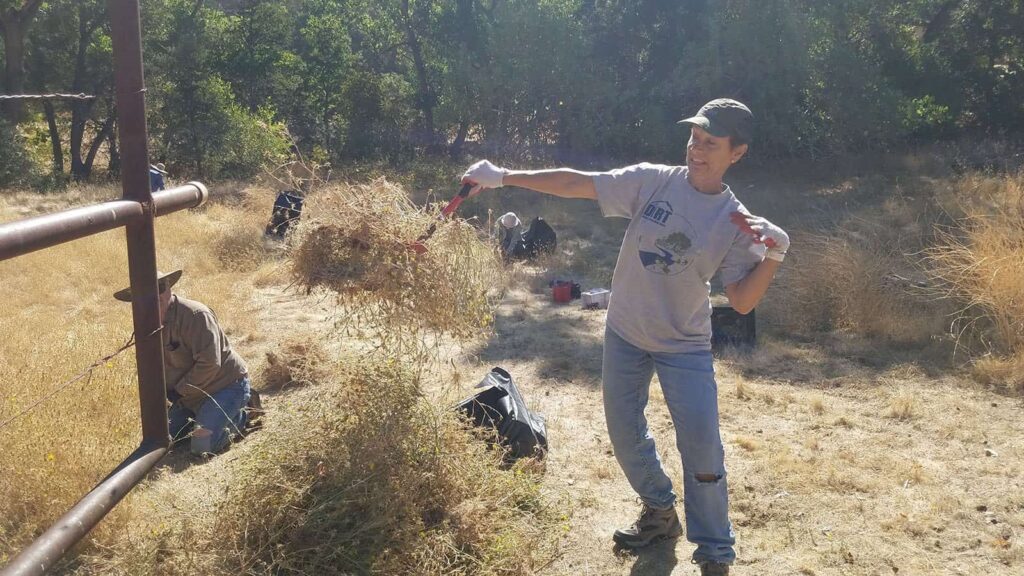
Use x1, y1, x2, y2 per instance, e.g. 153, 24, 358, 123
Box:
678, 98, 753, 145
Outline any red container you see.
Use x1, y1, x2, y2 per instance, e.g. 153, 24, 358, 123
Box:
552, 282, 572, 303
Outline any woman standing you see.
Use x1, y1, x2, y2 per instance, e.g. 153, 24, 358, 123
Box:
461, 99, 789, 575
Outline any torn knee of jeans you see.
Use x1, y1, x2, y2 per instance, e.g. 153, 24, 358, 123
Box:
695, 472, 723, 483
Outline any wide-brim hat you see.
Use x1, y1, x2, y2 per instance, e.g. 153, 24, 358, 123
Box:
113, 269, 182, 302
150, 163, 168, 175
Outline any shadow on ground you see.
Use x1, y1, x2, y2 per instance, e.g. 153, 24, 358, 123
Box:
715, 329, 958, 389
614, 539, 680, 576
468, 297, 606, 386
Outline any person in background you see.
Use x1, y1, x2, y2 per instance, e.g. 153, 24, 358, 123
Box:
461, 99, 789, 576
149, 162, 167, 192
114, 269, 254, 458
496, 211, 523, 261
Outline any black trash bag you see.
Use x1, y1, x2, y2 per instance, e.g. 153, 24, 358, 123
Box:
265, 190, 304, 238
457, 367, 548, 460
521, 216, 556, 258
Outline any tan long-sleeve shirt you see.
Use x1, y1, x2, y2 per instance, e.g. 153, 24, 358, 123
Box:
163, 296, 248, 411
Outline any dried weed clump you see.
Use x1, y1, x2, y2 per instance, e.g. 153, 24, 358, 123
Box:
80, 357, 559, 575
767, 181, 954, 347
773, 228, 946, 344
290, 179, 501, 344
260, 336, 331, 390
926, 173, 1024, 393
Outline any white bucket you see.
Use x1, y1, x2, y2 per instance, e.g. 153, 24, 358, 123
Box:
581, 288, 610, 309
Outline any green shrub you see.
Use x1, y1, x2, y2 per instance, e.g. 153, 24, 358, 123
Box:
0, 119, 42, 189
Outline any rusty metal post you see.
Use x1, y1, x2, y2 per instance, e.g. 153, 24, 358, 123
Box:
0, 3, 217, 574
108, 0, 168, 445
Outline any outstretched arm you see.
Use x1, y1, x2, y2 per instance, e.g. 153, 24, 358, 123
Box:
462, 160, 598, 200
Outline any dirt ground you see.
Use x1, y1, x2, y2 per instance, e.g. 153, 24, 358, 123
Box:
236, 212, 1022, 575
457, 285, 1022, 576
20, 171, 1017, 576
433, 177, 1022, 575
239, 262, 1022, 575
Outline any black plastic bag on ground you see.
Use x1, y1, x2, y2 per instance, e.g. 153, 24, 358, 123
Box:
521, 216, 556, 258
457, 367, 548, 460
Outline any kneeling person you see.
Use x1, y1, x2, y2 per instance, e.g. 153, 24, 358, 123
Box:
115, 269, 251, 457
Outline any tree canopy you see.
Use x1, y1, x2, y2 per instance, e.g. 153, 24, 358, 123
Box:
1, 0, 1021, 185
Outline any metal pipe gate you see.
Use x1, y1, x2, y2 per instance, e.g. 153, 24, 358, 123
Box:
0, 1, 208, 573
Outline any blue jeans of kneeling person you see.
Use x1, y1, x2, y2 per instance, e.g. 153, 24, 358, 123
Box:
169, 376, 251, 455
603, 327, 735, 565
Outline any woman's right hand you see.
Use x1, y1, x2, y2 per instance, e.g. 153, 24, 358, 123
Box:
461, 160, 508, 195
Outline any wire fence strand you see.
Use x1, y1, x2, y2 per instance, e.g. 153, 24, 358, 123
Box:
0, 330, 150, 433
0, 93, 98, 101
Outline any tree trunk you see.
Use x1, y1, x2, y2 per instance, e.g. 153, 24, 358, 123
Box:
449, 118, 468, 159
70, 101, 96, 180
70, 5, 101, 181
1, 18, 26, 122
0, 0, 46, 122
82, 116, 114, 179
401, 0, 438, 151
107, 124, 120, 178
43, 100, 64, 174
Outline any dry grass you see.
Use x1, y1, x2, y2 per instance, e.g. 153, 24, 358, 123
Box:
772, 227, 947, 345
809, 394, 826, 415
0, 180, 558, 574
752, 170, 957, 353
74, 357, 559, 575
0, 188, 273, 558
885, 391, 918, 421
927, 172, 1024, 393
6, 159, 1024, 574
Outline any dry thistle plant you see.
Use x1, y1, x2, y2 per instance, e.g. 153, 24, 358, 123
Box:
290, 179, 501, 365
926, 173, 1024, 392
773, 226, 946, 344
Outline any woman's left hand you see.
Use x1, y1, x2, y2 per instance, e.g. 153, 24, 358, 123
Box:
730, 212, 789, 262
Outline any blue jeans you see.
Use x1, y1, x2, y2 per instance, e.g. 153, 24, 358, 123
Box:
169, 377, 251, 455
602, 327, 735, 565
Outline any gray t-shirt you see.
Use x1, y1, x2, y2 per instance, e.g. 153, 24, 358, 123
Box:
594, 163, 764, 353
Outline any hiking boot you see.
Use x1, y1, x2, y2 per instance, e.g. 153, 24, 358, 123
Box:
612, 503, 683, 549
698, 561, 730, 576
243, 390, 265, 435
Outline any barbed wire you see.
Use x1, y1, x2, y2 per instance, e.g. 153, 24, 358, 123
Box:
0, 329, 158, 433
0, 93, 97, 101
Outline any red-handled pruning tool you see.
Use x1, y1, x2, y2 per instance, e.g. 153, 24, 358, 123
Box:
408, 182, 475, 254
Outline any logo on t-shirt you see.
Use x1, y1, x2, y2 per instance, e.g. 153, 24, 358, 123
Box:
637, 200, 699, 275
641, 201, 673, 226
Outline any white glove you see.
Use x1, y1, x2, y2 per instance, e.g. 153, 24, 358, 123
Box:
461, 159, 508, 190
730, 212, 790, 262
498, 212, 520, 229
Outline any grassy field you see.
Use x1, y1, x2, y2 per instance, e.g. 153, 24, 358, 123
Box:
1, 152, 1023, 574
